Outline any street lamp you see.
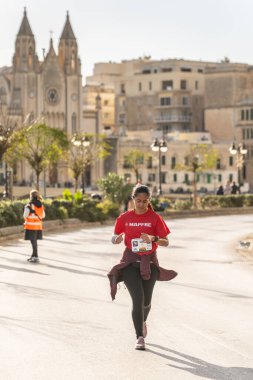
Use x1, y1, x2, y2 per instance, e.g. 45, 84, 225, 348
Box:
71, 135, 90, 194
151, 138, 168, 195
229, 142, 247, 188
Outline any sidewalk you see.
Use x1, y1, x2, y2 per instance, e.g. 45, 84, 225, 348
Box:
1, 207, 252, 243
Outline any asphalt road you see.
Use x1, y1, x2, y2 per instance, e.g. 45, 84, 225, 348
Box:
0, 214, 253, 380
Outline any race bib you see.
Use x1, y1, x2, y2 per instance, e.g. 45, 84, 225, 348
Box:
131, 238, 152, 253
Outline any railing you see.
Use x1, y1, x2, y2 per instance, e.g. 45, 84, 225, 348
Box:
154, 115, 191, 123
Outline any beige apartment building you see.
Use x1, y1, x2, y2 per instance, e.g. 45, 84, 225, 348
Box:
205, 62, 253, 189
86, 58, 242, 192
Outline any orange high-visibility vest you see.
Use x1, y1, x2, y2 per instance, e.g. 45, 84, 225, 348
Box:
24, 205, 44, 230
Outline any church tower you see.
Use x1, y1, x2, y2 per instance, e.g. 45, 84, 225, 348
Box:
13, 7, 38, 73
11, 7, 39, 119
58, 12, 82, 135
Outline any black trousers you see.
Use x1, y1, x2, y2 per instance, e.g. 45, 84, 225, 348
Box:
30, 239, 38, 257
122, 263, 158, 338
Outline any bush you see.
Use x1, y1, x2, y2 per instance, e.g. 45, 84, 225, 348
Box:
174, 200, 193, 210
243, 195, 253, 207
96, 200, 120, 219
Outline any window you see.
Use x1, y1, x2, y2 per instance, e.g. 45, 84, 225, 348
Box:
161, 172, 166, 183
182, 96, 188, 106
162, 80, 173, 90
162, 68, 172, 72
138, 82, 142, 91
104, 100, 109, 106
120, 83, 125, 94
171, 156, 176, 169
71, 113, 77, 134
218, 174, 222, 182
216, 158, 221, 170
123, 157, 131, 169
119, 113, 126, 124
243, 129, 246, 139
184, 174, 189, 184
180, 80, 187, 90
251, 109, 253, 120
161, 156, 166, 165
198, 69, 203, 73
160, 97, 171, 106
148, 173, 155, 182
195, 81, 199, 90
229, 156, 233, 166
173, 173, 177, 182
246, 110, 249, 120
149, 81, 152, 91
241, 110, 245, 120
184, 156, 189, 166
207, 174, 211, 184
147, 156, 153, 168
229, 174, 233, 182
196, 174, 200, 182
181, 67, 192, 72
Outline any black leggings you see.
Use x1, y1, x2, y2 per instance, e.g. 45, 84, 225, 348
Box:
30, 239, 38, 257
122, 263, 158, 338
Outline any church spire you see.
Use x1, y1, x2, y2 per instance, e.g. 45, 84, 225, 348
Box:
58, 12, 80, 75
60, 11, 76, 40
13, 8, 38, 72
17, 7, 33, 37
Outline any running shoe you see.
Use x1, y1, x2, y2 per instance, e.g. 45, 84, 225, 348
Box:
135, 336, 145, 350
27, 257, 39, 263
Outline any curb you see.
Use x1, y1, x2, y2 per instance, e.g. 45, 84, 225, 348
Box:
0, 208, 252, 243
0, 218, 114, 243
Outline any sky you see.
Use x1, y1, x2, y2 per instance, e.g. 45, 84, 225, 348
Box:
1, 0, 253, 82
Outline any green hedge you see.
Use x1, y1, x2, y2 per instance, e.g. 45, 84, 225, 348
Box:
0, 197, 121, 228
201, 194, 253, 209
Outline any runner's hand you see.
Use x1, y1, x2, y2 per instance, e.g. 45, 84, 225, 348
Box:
140, 233, 152, 243
112, 233, 124, 244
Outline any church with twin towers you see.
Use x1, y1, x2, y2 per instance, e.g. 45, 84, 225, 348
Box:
0, 8, 82, 135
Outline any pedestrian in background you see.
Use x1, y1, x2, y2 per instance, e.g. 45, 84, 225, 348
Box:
231, 181, 240, 194
224, 180, 231, 195
108, 185, 177, 350
24, 189, 45, 263
216, 185, 224, 195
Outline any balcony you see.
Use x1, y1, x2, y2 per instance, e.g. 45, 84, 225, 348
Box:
154, 115, 191, 123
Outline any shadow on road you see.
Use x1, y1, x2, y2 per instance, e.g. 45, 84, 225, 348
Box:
146, 343, 253, 380
0, 264, 48, 275
171, 282, 253, 300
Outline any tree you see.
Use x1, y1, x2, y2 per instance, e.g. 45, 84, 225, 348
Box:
124, 149, 146, 183
7, 122, 68, 190
0, 109, 19, 163
177, 144, 219, 208
69, 133, 111, 192
97, 172, 126, 204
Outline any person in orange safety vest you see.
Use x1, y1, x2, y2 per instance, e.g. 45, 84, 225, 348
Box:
23, 189, 45, 263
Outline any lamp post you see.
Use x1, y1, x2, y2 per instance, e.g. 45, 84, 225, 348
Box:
229, 142, 247, 189
151, 138, 168, 195
71, 135, 90, 194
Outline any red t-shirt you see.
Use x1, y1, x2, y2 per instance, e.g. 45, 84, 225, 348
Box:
114, 208, 170, 255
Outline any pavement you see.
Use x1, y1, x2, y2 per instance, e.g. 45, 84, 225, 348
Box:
0, 214, 253, 379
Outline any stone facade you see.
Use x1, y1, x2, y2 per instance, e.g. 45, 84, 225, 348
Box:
205, 63, 253, 190
0, 9, 82, 187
